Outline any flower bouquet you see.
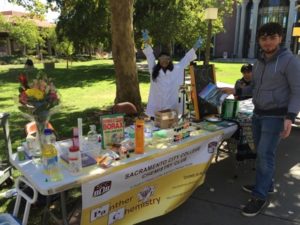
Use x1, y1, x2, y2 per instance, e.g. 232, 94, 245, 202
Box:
18, 71, 60, 153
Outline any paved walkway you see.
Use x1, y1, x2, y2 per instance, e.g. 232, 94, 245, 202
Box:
137, 127, 300, 225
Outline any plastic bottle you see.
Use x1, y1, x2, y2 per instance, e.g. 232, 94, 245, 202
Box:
144, 118, 153, 139
68, 145, 82, 175
41, 129, 63, 182
87, 125, 98, 142
135, 119, 144, 154
26, 134, 36, 151
87, 124, 101, 152
144, 118, 153, 146
26, 133, 41, 164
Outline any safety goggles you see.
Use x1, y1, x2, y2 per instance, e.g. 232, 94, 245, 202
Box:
158, 56, 171, 62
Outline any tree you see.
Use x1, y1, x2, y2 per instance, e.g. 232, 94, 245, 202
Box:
50, 0, 143, 111
134, 0, 241, 52
55, 0, 111, 55
55, 37, 74, 68
43, 26, 57, 55
109, 0, 142, 112
0, 14, 9, 31
134, 0, 185, 53
7, 16, 40, 55
9, 0, 48, 17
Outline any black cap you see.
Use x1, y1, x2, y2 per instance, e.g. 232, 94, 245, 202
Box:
240, 63, 253, 73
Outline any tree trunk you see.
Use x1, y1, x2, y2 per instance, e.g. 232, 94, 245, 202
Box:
47, 41, 52, 56
109, 0, 143, 113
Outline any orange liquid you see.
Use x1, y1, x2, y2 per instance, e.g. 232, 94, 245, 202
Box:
135, 119, 144, 154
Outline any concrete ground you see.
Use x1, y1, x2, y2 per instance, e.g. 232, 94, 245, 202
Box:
137, 127, 300, 225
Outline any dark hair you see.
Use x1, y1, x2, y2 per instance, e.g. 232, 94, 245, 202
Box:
25, 59, 34, 67
152, 52, 174, 81
240, 63, 252, 73
257, 22, 283, 38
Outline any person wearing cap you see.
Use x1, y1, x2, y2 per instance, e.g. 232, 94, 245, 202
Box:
141, 29, 202, 118
234, 63, 252, 100
221, 22, 300, 217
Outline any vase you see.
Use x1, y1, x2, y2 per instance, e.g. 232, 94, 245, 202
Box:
32, 110, 49, 162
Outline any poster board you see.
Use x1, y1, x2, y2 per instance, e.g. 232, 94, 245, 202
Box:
100, 114, 124, 149
189, 63, 218, 120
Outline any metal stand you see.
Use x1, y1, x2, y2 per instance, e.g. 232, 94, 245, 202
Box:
0, 112, 14, 187
178, 84, 193, 122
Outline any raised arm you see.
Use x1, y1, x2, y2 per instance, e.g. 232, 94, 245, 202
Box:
177, 37, 202, 68
141, 29, 156, 77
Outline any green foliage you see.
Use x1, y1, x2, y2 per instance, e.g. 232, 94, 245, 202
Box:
55, 38, 74, 57
134, 0, 240, 51
55, 37, 74, 68
46, 27, 58, 48
8, 17, 40, 50
0, 55, 29, 65
56, 0, 111, 53
11, 0, 241, 56
0, 14, 10, 32
8, 0, 48, 17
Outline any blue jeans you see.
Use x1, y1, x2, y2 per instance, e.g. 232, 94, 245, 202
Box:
251, 114, 284, 200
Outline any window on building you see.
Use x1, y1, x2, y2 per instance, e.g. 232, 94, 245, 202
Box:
258, 1, 289, 24
260, 0, 288, 7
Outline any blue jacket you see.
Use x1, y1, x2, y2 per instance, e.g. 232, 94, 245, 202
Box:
239, 47, 300, 122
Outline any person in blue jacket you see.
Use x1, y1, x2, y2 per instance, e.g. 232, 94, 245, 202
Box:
222, 22, 300, 217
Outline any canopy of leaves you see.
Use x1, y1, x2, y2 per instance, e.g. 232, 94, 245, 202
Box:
55, 0, 110, 52
0, 14, 9, 32
55, 37, 74, 56
8, 0, 48, 18
8, 16, 41, 49
10, 0, 241, 53
134, 0, 241, 50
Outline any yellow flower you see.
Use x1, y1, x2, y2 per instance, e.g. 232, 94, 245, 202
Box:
25, 88, 45, 100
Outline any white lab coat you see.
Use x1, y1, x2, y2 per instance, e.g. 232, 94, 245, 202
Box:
143, 46, 197, 117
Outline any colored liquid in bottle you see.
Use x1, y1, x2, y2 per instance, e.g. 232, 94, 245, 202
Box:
135, 119, 144, 154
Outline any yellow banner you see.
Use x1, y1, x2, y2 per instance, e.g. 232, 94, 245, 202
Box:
81, 135, 221, 225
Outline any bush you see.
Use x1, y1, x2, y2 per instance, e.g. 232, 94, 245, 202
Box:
0, 55, 27, 65
0, 54, 104, 65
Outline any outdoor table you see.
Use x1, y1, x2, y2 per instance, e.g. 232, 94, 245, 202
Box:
215, 98, 255, 162
9, 122, 237, 225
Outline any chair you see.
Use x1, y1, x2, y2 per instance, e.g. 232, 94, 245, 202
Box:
25, 121, 60, 141
0, 176, 38, 225
25, 121, 54, 136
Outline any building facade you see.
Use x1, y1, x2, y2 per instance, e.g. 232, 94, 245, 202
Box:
214, 0, 300, 59
0, 11, 54, 56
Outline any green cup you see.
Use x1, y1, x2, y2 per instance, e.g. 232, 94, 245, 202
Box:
221, 99, 238, 119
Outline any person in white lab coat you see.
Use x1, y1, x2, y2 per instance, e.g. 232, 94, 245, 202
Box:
142, 30, 202, 118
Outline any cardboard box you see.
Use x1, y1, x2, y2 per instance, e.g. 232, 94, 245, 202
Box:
154, 109, 178, 129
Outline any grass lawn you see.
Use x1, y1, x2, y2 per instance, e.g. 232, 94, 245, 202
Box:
0, 59, 243, 223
